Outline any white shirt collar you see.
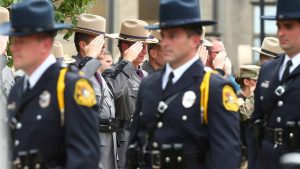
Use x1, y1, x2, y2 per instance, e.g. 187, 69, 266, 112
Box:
162, 55, 199, 89
25, 55, 56, 89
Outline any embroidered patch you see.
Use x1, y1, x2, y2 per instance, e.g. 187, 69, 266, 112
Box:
222, 85, 239, 112
74, 79, 96, 107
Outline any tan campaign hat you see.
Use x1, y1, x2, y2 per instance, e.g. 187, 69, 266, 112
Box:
150, 23, 161, 41
0, 6, 9, 24
74, 13, 106, 36
62, 55, 76, 64
252, 37, 284, 58
106, 19, 158, 43
239, 65, 260, 80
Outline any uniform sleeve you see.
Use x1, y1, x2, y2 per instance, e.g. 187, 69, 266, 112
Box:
207, 75, 240, 169
63, 76, 99, 169
105, 60, 136, 100
80, 58, 102, 78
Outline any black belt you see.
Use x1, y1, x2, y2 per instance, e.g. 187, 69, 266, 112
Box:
264, 127, 300, 149
99, 117, 118, 132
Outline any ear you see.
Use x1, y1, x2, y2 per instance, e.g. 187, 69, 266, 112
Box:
192, 35, 201, 48
149, 48, 157, 59
79, 40, 87, 51
243, 79, 250, 86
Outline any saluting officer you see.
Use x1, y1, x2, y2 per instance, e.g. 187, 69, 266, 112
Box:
72, 13, 118, 169
249, 0, 300, 169
103, 19, 158, 169
129, 0, 240, 169
1, 1, 99, 169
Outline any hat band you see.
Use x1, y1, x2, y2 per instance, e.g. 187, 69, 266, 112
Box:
119, 33, 149, 40
11, 25, 54, 33
76, 27, 105, 35
261, 48, 277, 56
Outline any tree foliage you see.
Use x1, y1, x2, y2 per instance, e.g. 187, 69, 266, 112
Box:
0, 0, 96, 39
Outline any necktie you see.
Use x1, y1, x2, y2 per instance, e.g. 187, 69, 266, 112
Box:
136, 69, 144, 79
164, 72, 174, 91
281, 60, 293, 82
94, 72, 102, 88
24, 79, 30, 93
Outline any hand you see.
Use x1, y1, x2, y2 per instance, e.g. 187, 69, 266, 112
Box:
85, 35, 105, 59
123, 42, 143, 62
213, 51, 226, 70
197, 44, 208, 65
0, 35, 9, 55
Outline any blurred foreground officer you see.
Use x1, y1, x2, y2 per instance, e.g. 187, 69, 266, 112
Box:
73, 13, 117, 169
0, 1, 99, 169
128, 0, 240, 169
250, 0, 300, 169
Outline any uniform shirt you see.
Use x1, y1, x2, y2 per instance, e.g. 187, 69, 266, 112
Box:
279, 53, 300, 80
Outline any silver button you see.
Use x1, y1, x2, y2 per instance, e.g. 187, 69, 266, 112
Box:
16, 123, 22, 129
290, 133, 294, 138
15, 140, 19, 146
152, 142, 158, 148
260, 96, 264, 100
139, 112, 143, 116
277, 117, 281, 123
182, 115, 187, 121
277, 101, 283, 107
177, 156, 182, 162
157, 122, 163, 128
165, 157, 170, 162
36, 115, 42, 120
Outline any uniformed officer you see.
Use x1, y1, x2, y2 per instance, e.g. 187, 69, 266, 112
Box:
129, 0, 240, 169
249, 0, 300, 169
0, 6, 13, 169
72, 13, 118, 169
103, 19, 158, 169
1, 1, 99, 169
236, 65, 260, 169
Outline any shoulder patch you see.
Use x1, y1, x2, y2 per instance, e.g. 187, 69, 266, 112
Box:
222, 85, 239, 112
74, 78, 96, 107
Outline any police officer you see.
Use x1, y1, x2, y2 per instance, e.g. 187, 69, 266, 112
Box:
129, 0, 240, 169
1, 1, 99, 169
236, 65, 260, 169
103, 19, 158, 169
72, 13, 118, 169
250, 0, 300, 169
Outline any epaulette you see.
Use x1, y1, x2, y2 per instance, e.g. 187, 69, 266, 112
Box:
109, 61, 129, 79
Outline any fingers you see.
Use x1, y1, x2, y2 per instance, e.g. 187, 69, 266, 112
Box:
0, 35, 9, 55
85, 34, 105, 58
123, 42, 143, 62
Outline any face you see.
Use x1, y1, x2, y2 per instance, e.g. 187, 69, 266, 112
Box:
11, 34, 50, 75
150, 44, 166, 67
160, 27, 199, 68
122, 41, 147, 66
207, 40, 225, 68
277, 20, 300, 57
244, 78, 257, 93
100, 54, 113, 71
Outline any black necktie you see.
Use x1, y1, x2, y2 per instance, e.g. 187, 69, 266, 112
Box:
24, 79, 30, 93
281, 60, 293, 82
136, 69, 144, 79
164, 72, 174, 91
94, 72, 102, 88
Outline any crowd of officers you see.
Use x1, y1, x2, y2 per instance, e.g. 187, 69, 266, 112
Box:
0, 0, 300, 169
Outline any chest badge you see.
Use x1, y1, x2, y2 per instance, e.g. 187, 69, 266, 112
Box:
182, 91, 196, 108
39, 90, 51, 108
261, 80, 269, 88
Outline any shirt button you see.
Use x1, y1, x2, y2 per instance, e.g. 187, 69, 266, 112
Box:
260, 96, 264, 100
36, 115, 42, 120
15, 140, 19, 146
157, 122, 163, 128
16, 122, 22, 129
182, 115, 188, 121
277, 101, 283, 107
277, 117, 281, 123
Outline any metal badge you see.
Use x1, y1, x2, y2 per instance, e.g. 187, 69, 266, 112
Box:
275, 86, 285, 96
182, 91, 196, 108
39, 90, 51, 108
261, 81, 270, 88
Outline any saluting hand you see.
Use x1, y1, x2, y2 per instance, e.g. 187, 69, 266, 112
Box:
213, 51, 226, 70
198, 44, 208, 65
0, 35, 9, 56
123, 42, 143, 62
85, 34, 105, 59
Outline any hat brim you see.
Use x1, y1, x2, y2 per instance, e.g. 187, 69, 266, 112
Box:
0, 22, 72, 36
252, 47, 277, 58
145, 20, 217, 30
106, 33, 159, 43
202, 39, 213, 47
261, 15, 276, 20
63, 58, 76, 64
73, 27, 106, 36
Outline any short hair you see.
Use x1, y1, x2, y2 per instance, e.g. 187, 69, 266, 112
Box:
182, 24, 203, 37
117, 39, 135, 54
74, 32, 94, 53
206, 36, 222, 51
36, 31, 57, 41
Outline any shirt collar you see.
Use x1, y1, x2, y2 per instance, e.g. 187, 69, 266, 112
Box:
26, 55, 56, 89
163, 54, 199, 87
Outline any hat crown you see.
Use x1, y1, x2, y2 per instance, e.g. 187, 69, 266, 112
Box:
262, 0, 300, 20
0, 7, 9, 24
75, 13, 106, 35
11, 0, 54, 30
239, 65, 260, 80
120, 19, 150, 38
261, 37, 284, 55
